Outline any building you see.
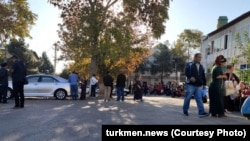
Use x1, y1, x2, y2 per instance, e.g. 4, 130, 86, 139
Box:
201, 11, 250, 74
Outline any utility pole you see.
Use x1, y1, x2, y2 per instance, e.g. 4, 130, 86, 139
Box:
53, 42, 58, 74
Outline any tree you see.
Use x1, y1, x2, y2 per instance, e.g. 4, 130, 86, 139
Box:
6, 39, 41, 74
179, 29, 203, 61
0, 0, 37, 61
171, 39, 188, 73
48, 0, 170, 78
39, 52, 54, 74
150, 43, 172, 83
235, 30, 250, 82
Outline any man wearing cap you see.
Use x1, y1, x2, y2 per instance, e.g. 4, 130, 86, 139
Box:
0, 62, 9, 103
10, 55, 27, 108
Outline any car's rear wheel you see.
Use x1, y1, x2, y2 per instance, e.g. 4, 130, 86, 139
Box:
54, 89, 67, 100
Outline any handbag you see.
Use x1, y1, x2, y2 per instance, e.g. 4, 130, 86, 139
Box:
224, 73, 237, 96
225, 80, 235, 96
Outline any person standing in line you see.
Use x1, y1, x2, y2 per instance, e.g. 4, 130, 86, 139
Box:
133, 75, 143, 101
79, 77, 87, 100
142, 82, 148, 96
109, 82, 114, 99
209, 55, 228, 117
90, 74, 98, 97
224, 64, 240, 112
10, 55, 27, 108
0, 63, 9, 104
103, 71, 114, 102
183, 53, 209, 117
116, 69, 126, 102
68, 71, 79, 100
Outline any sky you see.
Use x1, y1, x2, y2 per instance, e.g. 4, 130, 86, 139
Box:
25, 0, 250, 73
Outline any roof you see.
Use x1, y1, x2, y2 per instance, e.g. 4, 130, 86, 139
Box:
207, 10, 250, 37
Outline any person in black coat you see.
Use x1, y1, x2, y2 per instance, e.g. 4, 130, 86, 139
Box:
10, 54, 27, 108
116, 70, 126, 101
0, 63, 9, 103
133, 75, 143, 101
80, 77, 87, 100
103, 71, 113, 102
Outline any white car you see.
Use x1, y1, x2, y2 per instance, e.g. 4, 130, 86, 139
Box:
85, 85, 100, 94
112, 87, 130, 96
7, 74, 71, 100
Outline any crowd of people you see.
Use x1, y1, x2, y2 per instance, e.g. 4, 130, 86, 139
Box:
1, 53, 250, 120
183, 53, 250, 120
0, 54, 27, 108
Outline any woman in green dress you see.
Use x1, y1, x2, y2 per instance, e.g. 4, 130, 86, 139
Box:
209, 55, 227, 117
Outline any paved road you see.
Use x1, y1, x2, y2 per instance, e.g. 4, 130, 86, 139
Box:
0, 95, 249, 141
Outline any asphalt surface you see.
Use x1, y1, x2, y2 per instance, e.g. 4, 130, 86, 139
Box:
0, 94, 249, 141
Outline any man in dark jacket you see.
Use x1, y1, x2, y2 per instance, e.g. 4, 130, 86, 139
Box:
116, 69, 126, 101
183, 53, 209, 117
10, 55, 27, 108
0, 63, 9, 103
103, 71, 113, 102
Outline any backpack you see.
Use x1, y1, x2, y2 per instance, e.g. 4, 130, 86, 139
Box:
185, 62, 193, 83
185, 61, 204, 83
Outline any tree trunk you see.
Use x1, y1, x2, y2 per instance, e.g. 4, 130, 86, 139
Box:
89, 55, 97, 77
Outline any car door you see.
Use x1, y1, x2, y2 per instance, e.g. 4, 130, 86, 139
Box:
38, 76, 58, 96
24, 76, 40, 96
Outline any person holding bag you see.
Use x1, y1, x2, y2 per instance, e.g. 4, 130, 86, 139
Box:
209, 55, 227, 117
224, 64, 240, 113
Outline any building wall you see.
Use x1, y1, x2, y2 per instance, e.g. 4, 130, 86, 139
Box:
201, 16, 250, 73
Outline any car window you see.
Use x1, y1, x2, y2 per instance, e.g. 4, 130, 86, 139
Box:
40, 76, 57, 83
27, 76, 40, 83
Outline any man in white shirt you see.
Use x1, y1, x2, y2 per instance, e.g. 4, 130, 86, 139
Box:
90, 74, 98, 97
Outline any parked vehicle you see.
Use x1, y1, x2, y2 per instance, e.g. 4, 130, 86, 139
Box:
112, 87, 130, 96
7, 74, 71, 100
85, 85, 100, 94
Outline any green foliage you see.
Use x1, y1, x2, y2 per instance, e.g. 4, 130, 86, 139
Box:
235, 30, 250, 83
235, 30, 250, 64
59, 68, 70, 79
39, 52, 54, 74
6, 39, 41, 74
179, 29, 203, 48
48, 0, 170, 78
0, 0, 37, 40
171, 39, 188, 73
179, 29, 203, 61
150, 43, 173, 75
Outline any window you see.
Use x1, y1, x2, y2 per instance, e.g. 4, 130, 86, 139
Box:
40, 76, 56, 83
211, 41, 214, 53
224, 35, 228, 49
27, 76, 39, 82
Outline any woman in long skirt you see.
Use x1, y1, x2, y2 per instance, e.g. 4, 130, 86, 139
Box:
209, 55, 227, 117
133, 75, 143, 101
